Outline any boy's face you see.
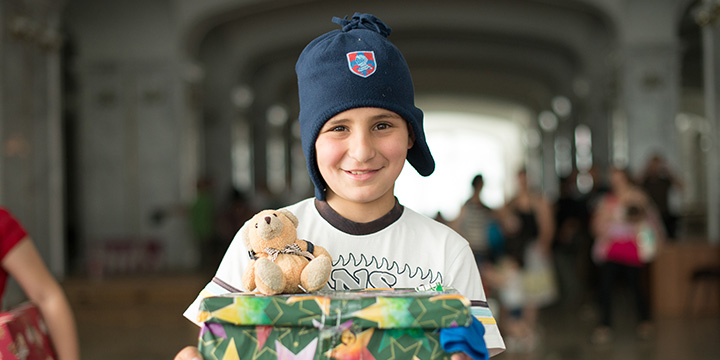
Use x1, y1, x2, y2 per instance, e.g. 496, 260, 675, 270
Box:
315, 107, 413, 208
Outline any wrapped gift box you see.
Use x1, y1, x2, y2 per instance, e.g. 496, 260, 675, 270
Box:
197, 288, 472, 359
0, 302, 56, 360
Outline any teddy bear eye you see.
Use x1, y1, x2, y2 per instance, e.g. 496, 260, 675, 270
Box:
255, 223, 258, 228
273, 213, 277, 217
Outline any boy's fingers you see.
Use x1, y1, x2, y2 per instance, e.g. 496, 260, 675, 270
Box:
451, 353, 472, 360
174, 346, 202, 360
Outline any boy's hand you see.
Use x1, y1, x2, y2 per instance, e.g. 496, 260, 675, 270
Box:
174, 346, 202, 360
451, 353, 473, 360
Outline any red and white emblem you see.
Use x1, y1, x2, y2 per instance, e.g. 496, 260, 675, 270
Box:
346, 51, 376, 78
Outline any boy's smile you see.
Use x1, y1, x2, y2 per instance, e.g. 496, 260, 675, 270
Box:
315, 107, 413, 221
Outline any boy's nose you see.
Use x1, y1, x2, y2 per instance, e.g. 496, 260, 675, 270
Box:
347, 131, 375, 162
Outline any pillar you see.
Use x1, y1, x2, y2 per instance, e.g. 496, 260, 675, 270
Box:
695, 0, 720, 243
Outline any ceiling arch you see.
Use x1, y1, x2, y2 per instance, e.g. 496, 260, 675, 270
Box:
188, 0, 616, 118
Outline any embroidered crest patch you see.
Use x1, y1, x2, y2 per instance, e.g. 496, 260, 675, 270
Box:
346, 51, 376, 78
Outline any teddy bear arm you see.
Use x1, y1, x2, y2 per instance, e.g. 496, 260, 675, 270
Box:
242, 259, 257, 291
296, 239, 330, 259
312, 244, 331, 259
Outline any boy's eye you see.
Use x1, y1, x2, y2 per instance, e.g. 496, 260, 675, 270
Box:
374, 122, 391, 130
328, 125, 347, 132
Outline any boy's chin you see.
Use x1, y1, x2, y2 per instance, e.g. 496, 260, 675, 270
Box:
327, 189, 393, 206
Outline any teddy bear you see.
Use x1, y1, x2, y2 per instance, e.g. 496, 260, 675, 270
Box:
241, 209, 332, 295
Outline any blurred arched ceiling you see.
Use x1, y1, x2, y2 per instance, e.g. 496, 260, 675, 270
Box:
184, 0, 617, 118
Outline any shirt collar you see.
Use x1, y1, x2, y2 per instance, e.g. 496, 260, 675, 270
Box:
314, 198, 403, 235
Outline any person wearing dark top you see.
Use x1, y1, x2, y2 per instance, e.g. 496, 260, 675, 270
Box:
638, 154, 682, 239
496, 169, 555, 352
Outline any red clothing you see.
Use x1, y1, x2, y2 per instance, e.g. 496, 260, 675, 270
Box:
0, 208, 28, 300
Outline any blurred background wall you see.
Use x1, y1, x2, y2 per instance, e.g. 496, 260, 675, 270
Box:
0, 0, 714, 283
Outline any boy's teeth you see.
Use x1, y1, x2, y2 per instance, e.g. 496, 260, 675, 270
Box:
349, 170, 369, 174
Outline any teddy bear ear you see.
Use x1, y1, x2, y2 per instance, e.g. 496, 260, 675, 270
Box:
278, 209, 299, 228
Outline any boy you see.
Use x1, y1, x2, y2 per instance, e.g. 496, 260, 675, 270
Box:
178, 13, 505, 359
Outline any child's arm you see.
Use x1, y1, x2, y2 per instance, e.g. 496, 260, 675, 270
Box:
3, 238, 79, 360
590, 196, 612, 240
533, 195, 555, 255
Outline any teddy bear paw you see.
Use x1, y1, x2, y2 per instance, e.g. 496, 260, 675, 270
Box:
255, 258, 285, 295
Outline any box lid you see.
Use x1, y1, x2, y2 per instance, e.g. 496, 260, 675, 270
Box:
198, 288, 471, 329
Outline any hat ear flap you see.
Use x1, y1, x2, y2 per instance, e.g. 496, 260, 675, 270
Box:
407, 125, 415, 149
278, 209, 299, 228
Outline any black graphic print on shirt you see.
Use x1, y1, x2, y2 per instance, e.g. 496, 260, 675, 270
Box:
328, 253, 443, 290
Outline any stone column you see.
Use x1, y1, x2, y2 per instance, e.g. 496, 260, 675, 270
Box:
695, 0, 720, 243
622, 44, 681, 175
0, 1, 65, 307
0, 2, 65, 277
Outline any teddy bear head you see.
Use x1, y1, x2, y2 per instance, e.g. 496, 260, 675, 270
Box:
242, 209, 299, 252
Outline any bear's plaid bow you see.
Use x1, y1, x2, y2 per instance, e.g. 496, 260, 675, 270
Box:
263, 243, 315, 262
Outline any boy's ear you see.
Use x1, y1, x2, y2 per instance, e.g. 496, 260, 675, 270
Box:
407, 125, 415, 149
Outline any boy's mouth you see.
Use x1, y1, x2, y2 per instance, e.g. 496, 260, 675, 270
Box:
347, 170, 373, 175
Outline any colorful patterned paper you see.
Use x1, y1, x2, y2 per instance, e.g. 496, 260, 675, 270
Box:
198, 289, 471, 359
0, 302, 56, 360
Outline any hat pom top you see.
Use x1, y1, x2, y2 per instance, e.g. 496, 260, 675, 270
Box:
332, 13, 392, 37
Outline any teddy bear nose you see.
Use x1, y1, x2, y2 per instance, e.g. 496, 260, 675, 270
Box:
264, 216, 272, 224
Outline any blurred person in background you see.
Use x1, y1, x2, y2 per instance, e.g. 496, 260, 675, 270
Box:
453, 174, 506, 323
590, 167, 665, 344
638, 153, 683, 240
495, 169, 556, 352
553, 173, 592, 309
454, 174, 496, 265
191, 176, 217, 271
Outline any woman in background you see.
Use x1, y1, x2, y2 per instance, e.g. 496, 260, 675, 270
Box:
590, 167, 664, 344
496, 169, 555, 352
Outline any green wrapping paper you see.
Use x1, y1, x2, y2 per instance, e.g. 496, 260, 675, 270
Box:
197, 288, 472, 359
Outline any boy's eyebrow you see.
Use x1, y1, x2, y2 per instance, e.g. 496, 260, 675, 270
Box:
328, 112, 402, 123
323, 118, 350, 127
372, 112, 403, 121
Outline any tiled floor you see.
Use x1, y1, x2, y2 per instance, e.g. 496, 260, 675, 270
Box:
63, 274, 720, 360
63, 274, 205, 360
493, 288, 720, 360
495, 304, 720, 360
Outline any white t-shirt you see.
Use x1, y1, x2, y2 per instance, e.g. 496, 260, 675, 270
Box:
184, 198, 505, 356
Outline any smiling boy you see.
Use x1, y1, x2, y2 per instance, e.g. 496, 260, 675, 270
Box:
178, 12, 505, 359
315, 107, 411, 221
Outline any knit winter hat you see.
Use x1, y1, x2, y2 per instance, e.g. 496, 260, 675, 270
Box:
296, 12, 435, 200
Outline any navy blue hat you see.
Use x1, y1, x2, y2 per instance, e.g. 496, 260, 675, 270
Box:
296, 13, 435, 200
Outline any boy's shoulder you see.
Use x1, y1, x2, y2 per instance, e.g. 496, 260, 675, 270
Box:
283, 198, 315, 212
399, 206, 461, 235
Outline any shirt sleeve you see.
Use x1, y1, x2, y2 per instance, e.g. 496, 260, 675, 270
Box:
183, 223, 251, 325
0, 209, 28, 261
